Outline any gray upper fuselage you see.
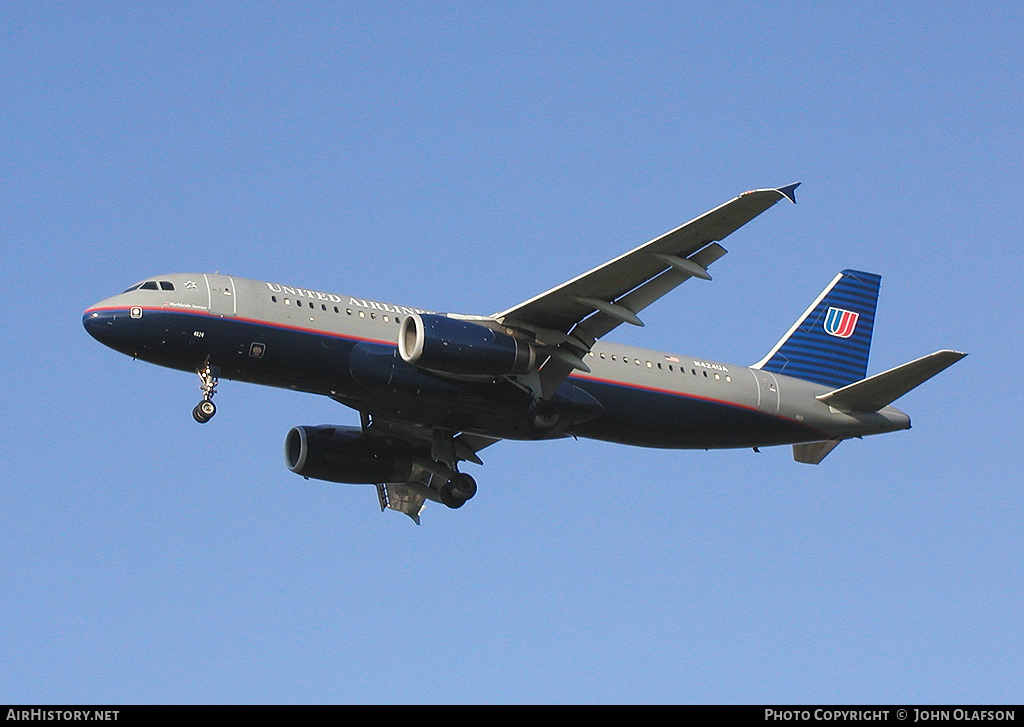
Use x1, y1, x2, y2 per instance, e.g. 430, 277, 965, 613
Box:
83, 273, 911, 449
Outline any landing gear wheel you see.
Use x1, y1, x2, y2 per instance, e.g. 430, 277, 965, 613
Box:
439, 473, 477, 508
527, 399, 560, 437
449, 472, 477, 501
439, 490, 465, 509
192, 358, 220, 424
192, 400, 216, 423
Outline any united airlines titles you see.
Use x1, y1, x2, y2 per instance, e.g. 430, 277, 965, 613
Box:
266, 282, 425, 316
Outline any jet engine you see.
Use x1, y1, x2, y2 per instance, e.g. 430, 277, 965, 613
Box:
285, 425, 414, 484
398, 313, 537, 376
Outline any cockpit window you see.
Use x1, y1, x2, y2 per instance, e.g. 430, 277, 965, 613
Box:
122, 280, 174, 292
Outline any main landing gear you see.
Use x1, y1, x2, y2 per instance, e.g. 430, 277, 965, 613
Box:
438, 472, 477, 509
192, 359, 219, 424
427, 429, 478, 509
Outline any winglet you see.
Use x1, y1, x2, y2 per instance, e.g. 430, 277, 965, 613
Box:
777, 182, 800, 204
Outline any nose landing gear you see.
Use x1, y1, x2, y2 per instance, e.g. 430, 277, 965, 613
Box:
192, 399, 216, 423
192, 359, 219, 424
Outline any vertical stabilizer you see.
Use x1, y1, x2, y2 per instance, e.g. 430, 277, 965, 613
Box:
753, 270, 881, 389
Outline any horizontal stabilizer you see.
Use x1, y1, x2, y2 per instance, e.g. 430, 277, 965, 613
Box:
816, 350, 967, 412
793, 439, 842, 465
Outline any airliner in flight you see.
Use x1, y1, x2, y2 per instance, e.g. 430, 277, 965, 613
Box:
83, 184, 965, 522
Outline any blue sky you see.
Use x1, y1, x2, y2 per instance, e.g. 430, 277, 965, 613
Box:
2, 2, 1021, 704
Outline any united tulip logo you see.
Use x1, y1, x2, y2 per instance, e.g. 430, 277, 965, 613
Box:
823, 307, 859, 338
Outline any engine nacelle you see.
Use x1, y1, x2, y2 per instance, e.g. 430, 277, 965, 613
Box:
398, 313, 536, 376
285, 425, 413, 484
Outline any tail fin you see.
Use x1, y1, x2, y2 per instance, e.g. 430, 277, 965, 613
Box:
753, 269, 881, 388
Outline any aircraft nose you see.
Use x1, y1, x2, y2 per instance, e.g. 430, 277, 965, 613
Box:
83, 306, 119, 344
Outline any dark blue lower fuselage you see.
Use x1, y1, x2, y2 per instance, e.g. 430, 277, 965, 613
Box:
84, 306, 822, 449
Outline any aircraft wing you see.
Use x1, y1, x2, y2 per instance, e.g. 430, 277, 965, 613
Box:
492, 184, 799, 395
493, 184, 798, 334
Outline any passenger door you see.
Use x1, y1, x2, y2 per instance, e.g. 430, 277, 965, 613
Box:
204, 274, 236, 316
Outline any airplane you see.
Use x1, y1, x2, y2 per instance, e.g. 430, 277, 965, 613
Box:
83, 184, 965, 522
